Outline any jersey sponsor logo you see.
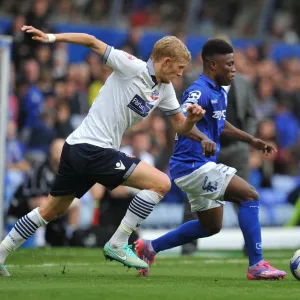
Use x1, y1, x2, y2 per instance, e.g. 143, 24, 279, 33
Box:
212, 110, 226, 120
128, 94, 154, 117
186, 90, 201, 103
202, 176, 218, 192
211, 99, 218, 104
115, 160, 125, 170
150, 90, 159, 101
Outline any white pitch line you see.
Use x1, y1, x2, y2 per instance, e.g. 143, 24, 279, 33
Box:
5, 258, 288, 268
6, 263, 91, 268
203, 259, 288, 264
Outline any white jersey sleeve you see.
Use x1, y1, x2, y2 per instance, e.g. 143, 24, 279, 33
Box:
158, 83, 182, 116
103, 46, 145, 79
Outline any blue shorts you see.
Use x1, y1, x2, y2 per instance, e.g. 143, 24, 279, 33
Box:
50, 142, 140, 198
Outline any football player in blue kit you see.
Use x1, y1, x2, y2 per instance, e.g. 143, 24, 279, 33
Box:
136, 39, 286, 280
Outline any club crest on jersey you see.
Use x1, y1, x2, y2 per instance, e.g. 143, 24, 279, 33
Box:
186, 90, 201, 103
150, 90, 159, 101
128, 94, 154, 117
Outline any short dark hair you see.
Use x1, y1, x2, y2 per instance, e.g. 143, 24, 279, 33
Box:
201, 39, 233, 61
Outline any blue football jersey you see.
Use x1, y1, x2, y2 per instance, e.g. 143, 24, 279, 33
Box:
169, 74, 228, 179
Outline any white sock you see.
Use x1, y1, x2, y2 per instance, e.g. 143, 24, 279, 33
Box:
0, 208, 48, 263
109, 190, 162, 248
0, 244, 9, 264
35, 227, 46, 248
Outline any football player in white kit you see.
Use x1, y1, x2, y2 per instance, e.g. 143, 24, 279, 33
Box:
0, 25, 216, 276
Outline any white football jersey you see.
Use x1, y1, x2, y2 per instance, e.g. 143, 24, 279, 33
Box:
66, 46, 181, 150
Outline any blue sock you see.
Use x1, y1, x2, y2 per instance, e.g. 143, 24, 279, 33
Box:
238, 201, 263, 266
151, 220, 210, 253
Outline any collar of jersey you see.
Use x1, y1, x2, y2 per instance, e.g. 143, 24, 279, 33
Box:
200, 74, 221, 91
147, 59, 158, 87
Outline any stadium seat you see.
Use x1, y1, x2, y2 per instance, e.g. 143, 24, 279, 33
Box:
0, 16, 12, 34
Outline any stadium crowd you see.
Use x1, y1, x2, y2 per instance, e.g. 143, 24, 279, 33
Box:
2, 0, 300, 246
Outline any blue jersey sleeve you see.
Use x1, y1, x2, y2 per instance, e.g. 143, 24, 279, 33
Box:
181, 86, 209, 115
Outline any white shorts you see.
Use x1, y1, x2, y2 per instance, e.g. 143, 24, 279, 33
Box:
174, 162, 237, 212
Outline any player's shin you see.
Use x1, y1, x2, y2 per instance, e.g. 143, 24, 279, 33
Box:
151, 220, 211, 253
0, 208, 48, 263
238, 201, 263, 266
109, 190, 162, 248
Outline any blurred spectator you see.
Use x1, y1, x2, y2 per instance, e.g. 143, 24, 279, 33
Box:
249, 149, 263, 189
274, 97, 299, 149
84, 0, 110, 23
120, 27, 143, 57
9, 63, 19, 125
52, 43, 68, 80
256, 119, 276, 143
55, 102, 74, 139
86, 55, 112, 106
121, 131, 155, 166
19, 59, 44, 130
25, 0, 50, 32
35, 44, 52, 73
6, 120, 31, 211
150, 115, 171, 171
66, 66, 89, 115
256, 120, 277, 186
25, 109, 56, 163
255, 77, 276, 121
5, 14, 28, 71
270, 10, 299, 44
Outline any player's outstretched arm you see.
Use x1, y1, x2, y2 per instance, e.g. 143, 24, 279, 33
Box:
222, 120, 277, 155
221, 120, 253, 143
21, 25, 107, 57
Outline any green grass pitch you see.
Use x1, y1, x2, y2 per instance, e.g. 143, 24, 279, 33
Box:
0, 248, 299, 300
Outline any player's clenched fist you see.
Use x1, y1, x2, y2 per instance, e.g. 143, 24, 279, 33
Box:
201, 137, 217, 158
186, 104, 206, 123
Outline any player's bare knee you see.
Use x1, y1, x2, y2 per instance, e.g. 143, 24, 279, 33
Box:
248, 186, 259, 201
38, 207, 56, 222
205, 225, 222, 236
152, 175, 171, 196
243, 185, 259, 202
39, 199, 72, 222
